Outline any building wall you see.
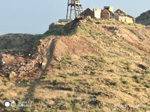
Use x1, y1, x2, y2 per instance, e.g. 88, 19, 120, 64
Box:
126, 17, 134, 23
101, 10, 110, 19
118, 16, 134, 23
93, 8, 102, 18
118, 16, 125, 21
80, 8, 94, 18
114, 14, 119, 20
110, 13, 115, 19
104, 6, 114, 12
79, 7, 135, 23
59, 19, 72, 22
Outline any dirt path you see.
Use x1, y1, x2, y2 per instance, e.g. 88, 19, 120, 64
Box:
18, 38, 57, 112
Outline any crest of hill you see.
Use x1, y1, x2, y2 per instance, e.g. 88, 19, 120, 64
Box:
136, 10, 150, 25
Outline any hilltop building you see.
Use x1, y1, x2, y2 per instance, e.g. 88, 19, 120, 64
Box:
80, 8, 94, 18
80, 6, 135, 23
114, 9, 135, 23
59, 5, 135, 23
101, 6, 115, 19
93, 8, 102, 18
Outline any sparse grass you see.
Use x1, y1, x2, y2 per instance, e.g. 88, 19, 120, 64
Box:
68, 72, 79, 76
120, 78, 129, 85
91, 55, 97, 60
143, 81, 150, 88
107, 69, 115, 73
108, 81, 117, 86
61, 55, 72, 63
86, 81, 97, 86
125, 62, 131, 71
58, 74, 67, 79
121, 80, 129, 85
1, 18, 150, 112
146, 70, 150, 74
132, 75, 141, 83
90, 71, 96, 75
34, 90, 38, 93
144, 84, 150, 88
83, 55, 90, 59
70, 100, 82, 112
57, 86, 73, 91
52, 79, 60, 85
99, 58, 106, 63
135, 87, 140, 92
67, 93, 73, 98
70, 81, 76, 85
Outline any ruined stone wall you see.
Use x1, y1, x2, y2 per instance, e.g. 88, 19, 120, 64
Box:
94, 8, 102, 18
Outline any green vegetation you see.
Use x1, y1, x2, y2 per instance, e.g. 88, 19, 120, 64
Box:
136, 10, 150, 25
61, 55, 72, 63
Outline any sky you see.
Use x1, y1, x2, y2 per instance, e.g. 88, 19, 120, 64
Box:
0, 0, 150, 35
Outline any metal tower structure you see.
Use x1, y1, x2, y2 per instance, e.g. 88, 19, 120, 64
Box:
66, 0, 83, 19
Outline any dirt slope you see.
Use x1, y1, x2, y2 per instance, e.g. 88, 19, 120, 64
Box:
0, 18, 150, 112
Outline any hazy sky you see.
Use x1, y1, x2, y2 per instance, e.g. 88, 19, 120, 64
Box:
0, 0, 149, 35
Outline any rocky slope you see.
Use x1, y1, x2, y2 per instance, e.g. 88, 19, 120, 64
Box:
136, 10, 150, 25
0, 17, 150, 112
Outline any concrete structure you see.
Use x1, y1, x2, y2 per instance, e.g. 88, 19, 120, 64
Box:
114, 9, 135, 23
66, 0, 83, 19
101, 9, 110, 19
80, 8, 94, 18
104, 6, 114, 12
65, 4, 135, 24
93, 8, 102, 19
58, 19, 73, 23
101, 9, 115, 19
101, 6, 115, 19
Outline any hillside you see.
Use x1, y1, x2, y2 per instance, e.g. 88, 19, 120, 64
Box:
0, 17, 150, 112
136, 10, 150, 25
